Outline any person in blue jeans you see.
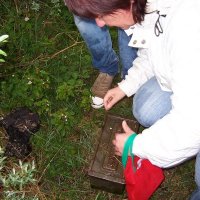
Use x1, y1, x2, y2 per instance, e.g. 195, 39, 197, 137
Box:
74, 15, 137, 108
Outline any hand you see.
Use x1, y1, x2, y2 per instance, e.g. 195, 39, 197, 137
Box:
112, 120, 134, 156
103, 86, 126, 110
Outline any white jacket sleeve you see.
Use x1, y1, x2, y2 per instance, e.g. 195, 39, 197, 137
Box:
118, 48, 154, 97
132, 0, 200, 168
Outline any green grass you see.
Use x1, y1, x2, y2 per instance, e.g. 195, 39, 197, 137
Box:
0, 0, 196, 199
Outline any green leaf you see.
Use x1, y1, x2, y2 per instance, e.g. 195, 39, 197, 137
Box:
0, 34, 9, 43
0, 49, 7, 56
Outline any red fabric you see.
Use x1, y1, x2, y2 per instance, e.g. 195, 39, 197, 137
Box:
124, 156, 164, 200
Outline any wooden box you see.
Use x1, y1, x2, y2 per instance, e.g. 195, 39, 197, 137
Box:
88, 114, 140, 194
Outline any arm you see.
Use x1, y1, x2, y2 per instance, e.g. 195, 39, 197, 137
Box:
104, 48, 154, 110
118, 48, 154, 97
132, 1, 200, 168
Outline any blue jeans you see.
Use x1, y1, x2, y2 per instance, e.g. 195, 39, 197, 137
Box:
133, 77, 173, 127
74, 16, 137, 78
190, 152, 200, 200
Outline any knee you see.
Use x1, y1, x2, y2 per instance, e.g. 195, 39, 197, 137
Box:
74, 16, 84, 30
133, 105, 156, 128
73, 15, 89, 33
73, 15, 80, 26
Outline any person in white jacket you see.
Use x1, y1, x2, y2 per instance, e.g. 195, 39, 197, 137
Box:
65, 0, 200, 181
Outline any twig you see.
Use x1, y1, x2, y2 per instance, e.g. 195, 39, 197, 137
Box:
50, 41, 83, 59
13, 0, 19, 13
0, 41, 84, 73
38, 146, 64, 182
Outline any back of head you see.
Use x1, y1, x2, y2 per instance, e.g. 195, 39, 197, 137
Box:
64, 0, 147, 24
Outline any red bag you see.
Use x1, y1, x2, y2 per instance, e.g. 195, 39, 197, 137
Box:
122, 134, 164, 200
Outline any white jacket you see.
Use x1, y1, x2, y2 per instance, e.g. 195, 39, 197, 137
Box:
119, 0, 200, 168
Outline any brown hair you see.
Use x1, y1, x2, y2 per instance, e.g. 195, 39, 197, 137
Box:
65, 0, 147, 24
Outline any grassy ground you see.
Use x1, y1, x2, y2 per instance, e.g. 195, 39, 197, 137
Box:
0, 0, 196, 199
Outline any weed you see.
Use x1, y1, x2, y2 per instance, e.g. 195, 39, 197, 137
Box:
0, 147, 38, 199
0, 35, 9, 62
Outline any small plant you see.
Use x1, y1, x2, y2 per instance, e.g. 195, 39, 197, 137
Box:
0, 34, 9, 62
0, 147, 38, 200
30, 0, 62, 17
31, 1, 40, 12
1, 67, 51, 113
50, 0, 62, 17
